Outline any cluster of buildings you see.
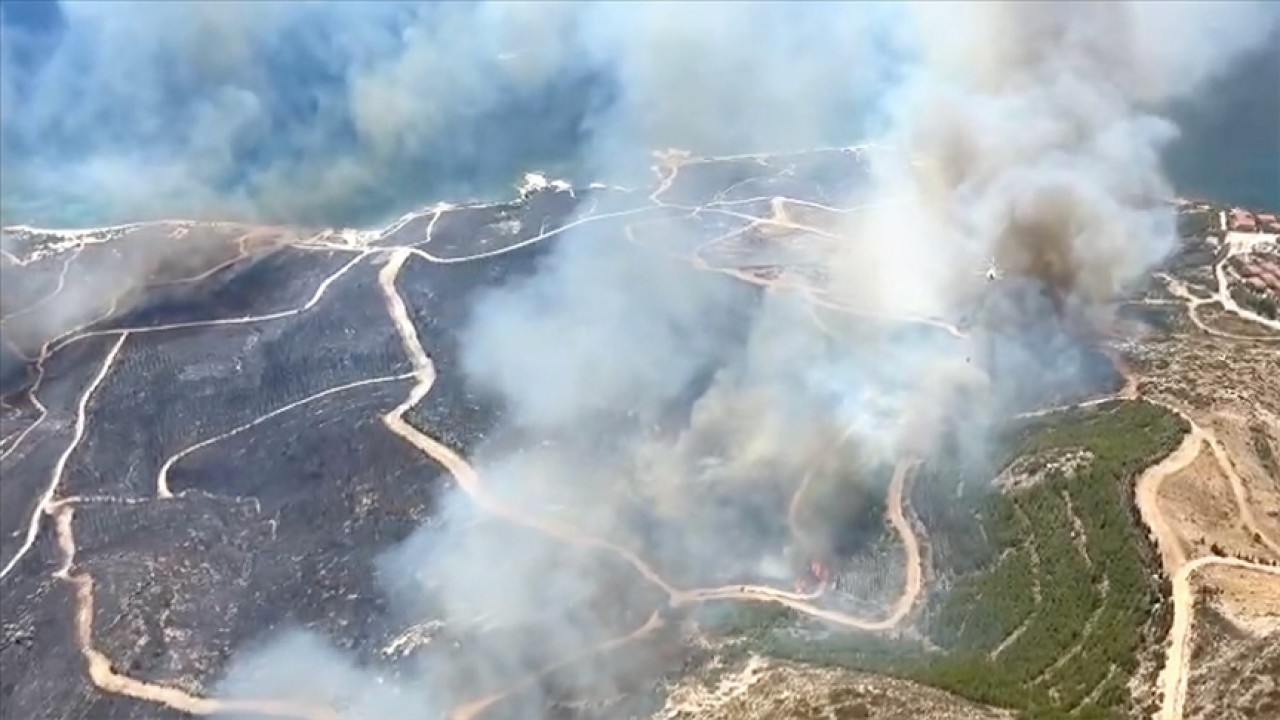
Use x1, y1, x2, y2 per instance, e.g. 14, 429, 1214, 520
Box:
1231, 254, 1280, 296
1174, 198, 1279, 316
1225, 207, 1280, 233
1175, 197, 1280, 235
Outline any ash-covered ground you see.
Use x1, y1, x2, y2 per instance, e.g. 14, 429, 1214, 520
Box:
0, 178, 581, 717
2, 150, 916, 719
2, 146, 1262, 720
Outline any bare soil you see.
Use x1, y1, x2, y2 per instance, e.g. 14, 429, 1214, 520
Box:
655, 654, 1012, 720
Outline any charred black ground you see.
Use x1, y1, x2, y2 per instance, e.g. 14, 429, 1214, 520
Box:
0, 149, 1132, 720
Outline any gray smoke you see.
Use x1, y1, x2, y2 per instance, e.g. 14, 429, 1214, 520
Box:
460, 232, 752, 431
832, 1, 1279, 317
0, 2, 898, 227
9, 1, 1269, 718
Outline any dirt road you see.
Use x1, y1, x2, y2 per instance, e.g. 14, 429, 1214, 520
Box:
1, 333, 128, 580
374, 246, 930, 717
1140, 406, 1280, 720
1213, 252, 1280, 333
4, 157, 936, 720
1159, 273, 1279, 342
50, 505, 340, 720
681, 461, 921, 631
1159, 556, 1280, 720
1137, 281, 1280, 720
1135, 427, 1205, 571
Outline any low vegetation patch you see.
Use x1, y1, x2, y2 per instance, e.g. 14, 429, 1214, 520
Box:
995, 447, 1094, 492
1249, 422, 1278, 481
1232, 287, 1279, 320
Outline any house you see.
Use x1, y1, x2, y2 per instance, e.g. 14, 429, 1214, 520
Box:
1264, 269, 1280, 290
1258, 214, 1280, 233
1229, 208, 1258, 231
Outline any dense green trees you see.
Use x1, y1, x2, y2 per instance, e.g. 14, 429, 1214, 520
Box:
738, 401, 1187, 719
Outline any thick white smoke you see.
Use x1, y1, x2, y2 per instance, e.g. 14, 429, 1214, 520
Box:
0, 1, 900, 226
6, 1, 1274, 717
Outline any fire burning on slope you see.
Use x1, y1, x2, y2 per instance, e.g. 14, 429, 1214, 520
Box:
794, 559, 832, 594
783, 550, 834, 591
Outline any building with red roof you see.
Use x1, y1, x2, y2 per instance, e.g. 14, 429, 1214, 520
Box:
1229, 208, 1258, 231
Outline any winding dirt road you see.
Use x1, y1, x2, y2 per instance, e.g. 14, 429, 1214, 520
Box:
1160, 556, 1280, 720
49, 505, 340, 720
1158, 272, 1280, 343
375, 245, 930, 716
1140, 402, 1280, 720
1212, 247, 1280, 333
376, 248, 683, 598
701, 460, 923, 631
156, 372, 415, 499
1126, 278, 1280, 720
1, 155, 958, 719
0, 332, 129, 580
1134, 426, 1205, 572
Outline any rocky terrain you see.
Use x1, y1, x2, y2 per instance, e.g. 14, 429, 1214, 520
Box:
657, 655, 1013, 720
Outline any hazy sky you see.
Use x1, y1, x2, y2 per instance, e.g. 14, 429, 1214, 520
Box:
4, 1, 1272, 229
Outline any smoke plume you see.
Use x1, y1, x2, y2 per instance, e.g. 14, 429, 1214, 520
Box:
0, 2, 898, 227
3, 1, 1276, 717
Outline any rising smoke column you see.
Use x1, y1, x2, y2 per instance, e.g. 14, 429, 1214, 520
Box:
828, 1, 1278, 414
850, 1, 1277, 306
